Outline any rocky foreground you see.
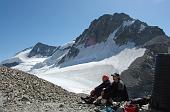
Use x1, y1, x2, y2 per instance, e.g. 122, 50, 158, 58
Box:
0, 66, 163, 112
0, 66, 95, 112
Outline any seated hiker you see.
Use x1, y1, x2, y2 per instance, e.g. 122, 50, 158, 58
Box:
81, 74, 111, 104
102, 73, 129, 105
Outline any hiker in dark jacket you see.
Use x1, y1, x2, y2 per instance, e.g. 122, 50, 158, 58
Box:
102, 73, 129, 104
81, 74, 111, 104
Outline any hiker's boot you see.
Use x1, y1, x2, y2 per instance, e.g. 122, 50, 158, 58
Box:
81, 96, 91, 100
81, 96, 90, 102
84, 97, 95, 104
94, 99, 102, 106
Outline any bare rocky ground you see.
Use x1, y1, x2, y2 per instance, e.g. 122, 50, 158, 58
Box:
0, 66, 96, 112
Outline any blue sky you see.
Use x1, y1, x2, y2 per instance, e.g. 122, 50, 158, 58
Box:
0, 0, 170, 61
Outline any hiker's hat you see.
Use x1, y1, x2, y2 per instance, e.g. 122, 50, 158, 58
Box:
102, 74, 109, 80
111, 73, 120, 77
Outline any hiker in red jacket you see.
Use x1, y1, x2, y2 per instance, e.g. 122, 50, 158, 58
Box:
81, 74, 111, 104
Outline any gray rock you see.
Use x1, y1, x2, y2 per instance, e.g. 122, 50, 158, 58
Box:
0, 66, 94, 112
121, 35, 170, 98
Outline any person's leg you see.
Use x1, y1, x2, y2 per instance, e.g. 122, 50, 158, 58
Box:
81, 89, 95, 100
80, 90, 97, 104
101, 90, 113, 106
106, 98, 113, 106
84, 90, 102, 104
101, 90, 109, 99
80, 96, 95, 104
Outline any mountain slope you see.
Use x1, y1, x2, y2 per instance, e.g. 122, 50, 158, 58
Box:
35, 47, 145, 94
1, 48, 47, 72
53, 13, 165, 68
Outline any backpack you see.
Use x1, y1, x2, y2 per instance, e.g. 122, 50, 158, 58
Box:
124, 104, 138, 112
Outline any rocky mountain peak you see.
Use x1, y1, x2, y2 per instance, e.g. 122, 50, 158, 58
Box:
75, 13, 133, 47
75, 12, 166, 49
112, 13, 132, 21
57, 13, 167, 66
28, 42, 57, 58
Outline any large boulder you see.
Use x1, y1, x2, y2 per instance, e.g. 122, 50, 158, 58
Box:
121, 35, 170, 98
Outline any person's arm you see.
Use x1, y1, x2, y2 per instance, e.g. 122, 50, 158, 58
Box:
90, 83, 104, 95
94, 82, 104, 91
95, 81, 110, 91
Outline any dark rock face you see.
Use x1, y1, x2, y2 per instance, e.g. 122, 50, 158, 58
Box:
67, 46, 79, 58
121, 36, 170, 98
28, 42, 57, 58
114, 20, 165, 46
58, 46, 79, 65
2, 62, 20, 68
144, 35, 170, 53
75, 13, 133, 46
121, 50, 155, 98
